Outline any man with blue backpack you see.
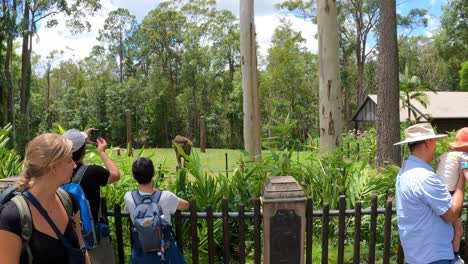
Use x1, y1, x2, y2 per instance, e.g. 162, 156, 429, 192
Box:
64, 128, 121, 264
124, 157, 189, 263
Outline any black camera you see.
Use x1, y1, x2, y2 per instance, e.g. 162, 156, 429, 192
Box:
90, 129, 99, 142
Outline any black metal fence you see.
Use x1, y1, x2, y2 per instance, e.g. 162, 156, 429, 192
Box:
104, 195, 468, 264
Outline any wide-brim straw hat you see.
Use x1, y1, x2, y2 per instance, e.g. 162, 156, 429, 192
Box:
449, 127, 468, 149
394, 123, 447, 145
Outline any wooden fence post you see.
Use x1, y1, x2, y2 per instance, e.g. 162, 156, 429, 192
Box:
306, 197, 313, 264
206, 205, 215, 264
338, 196, 346, 264
175, 210, 183, 254
254, 198, 261, 264
200, 115, 206, 153
238, 204, 246, 264
222, 199, 230, 264
125, 109, 133, 157
114, 204, 125, 264
369, 194, 378, 264
383, 198, 393, 264
190, 199, 199, 264
225, 152, 228, 177
353, 201, 362, 264
322, 203, 330, 264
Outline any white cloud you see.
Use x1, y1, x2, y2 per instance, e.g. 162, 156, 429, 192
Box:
255, 14, 317, 56
425, 14, 440, 37
30, 0, 116, 70
31, 0, 317, 74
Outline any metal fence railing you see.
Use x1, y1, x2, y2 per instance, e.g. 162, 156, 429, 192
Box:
103, 195, 468, 264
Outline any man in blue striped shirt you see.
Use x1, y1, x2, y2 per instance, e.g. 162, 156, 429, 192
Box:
395, 123, 466, 264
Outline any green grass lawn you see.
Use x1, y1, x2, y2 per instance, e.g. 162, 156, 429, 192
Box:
125, 148, 310, 175
139, 148, 245, 173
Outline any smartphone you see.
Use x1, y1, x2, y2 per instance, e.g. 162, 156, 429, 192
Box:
90, 129, 99, 142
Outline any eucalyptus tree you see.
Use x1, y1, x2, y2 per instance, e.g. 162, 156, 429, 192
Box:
376, 0, 400, 166
209, 9, 242, 147
15, 0, 100, 152
19, 0, 101, 114
177, 0, 217, 142
98, 8, 137, 84
317, 0, 342, 150
135, 3, 186, 146
340, 0, 378, 106
42, 49, 63, 127
267, 20, 318, 141
239, 0, 262, 157
79, 45, 117, 135
1, 0, 19, 130
434, 0, 468, 90
460, 61, 468, 91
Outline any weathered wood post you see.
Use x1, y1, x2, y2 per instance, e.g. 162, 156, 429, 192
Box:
200, 115, 206, 153
262, 176, 306, 264
125, 109, 133, 157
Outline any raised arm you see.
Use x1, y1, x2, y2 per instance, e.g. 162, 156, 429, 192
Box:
177, 198, 190, 211
96, 137, 121, 184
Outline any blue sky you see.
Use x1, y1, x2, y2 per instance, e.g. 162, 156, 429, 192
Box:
31, 0, 446, 72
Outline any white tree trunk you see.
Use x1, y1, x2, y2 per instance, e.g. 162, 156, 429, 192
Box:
240, 0, 262, 159
318, 0, 342, 151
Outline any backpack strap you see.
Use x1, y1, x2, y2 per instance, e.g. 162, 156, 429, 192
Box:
11, 195, 33, 264
72, 165, 88, 185
153, 190, 163, 204
56, 188, 73, 217
131, 190, 163, 206
72, 164, 88, 184
131, 190, 145, 206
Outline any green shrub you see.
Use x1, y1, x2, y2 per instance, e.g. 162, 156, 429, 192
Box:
0, 124, 21, 179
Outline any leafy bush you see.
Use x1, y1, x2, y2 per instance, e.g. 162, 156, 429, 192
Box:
0, 124, 21, 179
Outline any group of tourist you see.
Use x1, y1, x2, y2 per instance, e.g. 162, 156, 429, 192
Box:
0, 123, 467, 263
0, 129, 188, 264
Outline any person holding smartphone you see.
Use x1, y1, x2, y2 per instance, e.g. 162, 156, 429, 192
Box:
63, 128, 121, 264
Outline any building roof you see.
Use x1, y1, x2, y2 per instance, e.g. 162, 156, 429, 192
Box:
352, 91, 468, 122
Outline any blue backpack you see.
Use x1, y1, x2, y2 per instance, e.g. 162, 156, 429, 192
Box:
61, 165, 98, 249
131, 191, 173, 252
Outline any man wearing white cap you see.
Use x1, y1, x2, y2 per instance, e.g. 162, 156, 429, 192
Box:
395, 123, 467, 264
63, 128, 120, 264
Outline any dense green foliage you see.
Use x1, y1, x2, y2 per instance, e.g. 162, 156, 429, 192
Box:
0, 124, 21, 179
0, 0, 465, 152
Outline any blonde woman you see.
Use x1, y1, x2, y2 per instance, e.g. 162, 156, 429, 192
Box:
0, 134, 90, 264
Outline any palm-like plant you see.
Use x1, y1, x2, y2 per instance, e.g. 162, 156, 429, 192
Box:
399, 64, 430, 123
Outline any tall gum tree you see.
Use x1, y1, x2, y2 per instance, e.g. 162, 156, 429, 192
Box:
317, 0, 342, 151
17, 0, 101, 153
240, 0, 262, 159
97, 8, 137, 84
376, 0, 400, 166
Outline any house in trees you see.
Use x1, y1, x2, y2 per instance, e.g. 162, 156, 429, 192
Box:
352, 92, 468, 133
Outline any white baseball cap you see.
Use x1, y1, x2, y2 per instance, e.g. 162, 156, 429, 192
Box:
63, 129, 88, 152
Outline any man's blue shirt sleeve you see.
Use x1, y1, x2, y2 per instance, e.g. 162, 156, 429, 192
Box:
421, 173, 453, 216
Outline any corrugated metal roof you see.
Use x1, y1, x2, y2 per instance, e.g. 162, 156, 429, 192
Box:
353, 92, 468, 122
